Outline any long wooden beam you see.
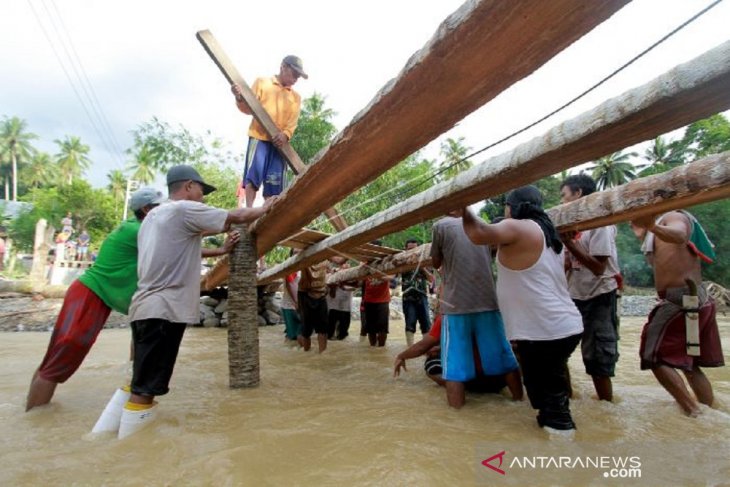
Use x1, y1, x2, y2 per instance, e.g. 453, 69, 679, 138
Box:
196, 30, 347, 231
249, 0, 631, 254
258, 41, 730, 285
326, 152, 730, 285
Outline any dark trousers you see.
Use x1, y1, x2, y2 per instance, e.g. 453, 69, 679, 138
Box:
328, 309, 351, 340
516, 333, 581, 430
403, 295, 431, 334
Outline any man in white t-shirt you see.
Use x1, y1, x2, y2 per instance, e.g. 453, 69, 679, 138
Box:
560, 174, 620, 402
116, 165, 272, 439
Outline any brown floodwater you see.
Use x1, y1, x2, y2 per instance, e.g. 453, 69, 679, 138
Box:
1, 317, 729, 486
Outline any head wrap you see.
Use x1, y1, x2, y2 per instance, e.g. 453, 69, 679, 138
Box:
505, 185, 563, 254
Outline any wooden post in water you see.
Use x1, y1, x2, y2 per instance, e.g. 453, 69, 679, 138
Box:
227, 224, 259, 388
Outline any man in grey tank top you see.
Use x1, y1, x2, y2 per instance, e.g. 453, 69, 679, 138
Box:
430, 211, 522, 408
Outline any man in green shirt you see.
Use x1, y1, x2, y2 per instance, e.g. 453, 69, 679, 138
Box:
25, 187, 164, 411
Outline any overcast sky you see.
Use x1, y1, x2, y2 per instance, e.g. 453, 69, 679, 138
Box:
1, 0, 729, 190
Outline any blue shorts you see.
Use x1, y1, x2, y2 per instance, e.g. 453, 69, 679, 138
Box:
441, 311, 518, 382
242, 138, 286, 197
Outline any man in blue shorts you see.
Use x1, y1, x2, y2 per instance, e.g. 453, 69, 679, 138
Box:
231, 55, 307, 207
430, 211, 522, 408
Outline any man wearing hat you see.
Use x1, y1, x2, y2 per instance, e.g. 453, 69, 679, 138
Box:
26, 187, 165, 411
231, 55, 308, 207
113, 165, 272, 438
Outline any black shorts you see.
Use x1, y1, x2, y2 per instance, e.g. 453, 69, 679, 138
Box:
130, 319, 187, 397
574, 290, 619, 377
298, 291, 328, 338
364, 302, 389, 334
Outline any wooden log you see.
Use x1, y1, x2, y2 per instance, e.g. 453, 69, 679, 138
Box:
547, 151, 730, 231
325, 153, 730, 285
249, 0, 631, 253
327, 244, 433, 285
257, 39, 730, 285
196, 30, 347, 231
226, 224, 259, 388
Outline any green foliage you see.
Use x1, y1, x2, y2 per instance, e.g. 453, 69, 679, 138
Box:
290, 93, 337, 164
587, 150, 638, 190
0, 116, 38, 201
675, 114, 730, 161
480, 173, 563, 222
194, 162, 238, 210
439, 137, 472, 180
615, 223, 654, 288
10, 181, 116, 252
55, 135, 91, 185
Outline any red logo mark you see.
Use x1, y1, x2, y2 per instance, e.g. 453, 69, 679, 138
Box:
482, 450, 506, 475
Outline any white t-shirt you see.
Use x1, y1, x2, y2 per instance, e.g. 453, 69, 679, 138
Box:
281, 272, 299, 310
129, 200, 228, 324
566, 225, 619, 300
327, 285, 354, 312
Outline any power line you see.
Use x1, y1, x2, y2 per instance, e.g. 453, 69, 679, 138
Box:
26, 0, 127, 170
47, 0, 127, 165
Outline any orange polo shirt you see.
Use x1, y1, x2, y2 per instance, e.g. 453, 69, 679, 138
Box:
248, 76, 301, 141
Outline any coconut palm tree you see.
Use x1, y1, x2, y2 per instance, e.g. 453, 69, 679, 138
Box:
55, 135, 91, 185
107, 169, 127, 217
439, 137, 472, 180
127, 144, 158, 184
638, 136, 684, 176
587, 150, 638, 190
21, 152, 57, 190
0, 116, 38, 200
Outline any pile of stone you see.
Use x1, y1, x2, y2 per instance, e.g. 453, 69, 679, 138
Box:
197, 285, 285, 328
619, 295, 657, 317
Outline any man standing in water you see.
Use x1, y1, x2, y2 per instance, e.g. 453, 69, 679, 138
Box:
631, 210, 724, 416
231, 55, 307, 207
462, 186, 583, 433
431, 211, 522, 409
559, 174, 620, 401
110, 165, 271, 439
26, 187, 165, 411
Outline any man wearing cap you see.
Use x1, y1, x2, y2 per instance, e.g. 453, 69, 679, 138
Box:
26, 187, 165, 411
114, 164, 272, 438
231, 55, 307, 207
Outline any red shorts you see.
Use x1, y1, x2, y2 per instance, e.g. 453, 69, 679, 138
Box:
37, 280, 112, 383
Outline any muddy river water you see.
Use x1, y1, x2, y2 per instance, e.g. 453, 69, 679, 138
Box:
1, 317, 729, 486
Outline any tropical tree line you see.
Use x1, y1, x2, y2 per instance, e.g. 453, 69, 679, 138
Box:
1, 103, 728, 286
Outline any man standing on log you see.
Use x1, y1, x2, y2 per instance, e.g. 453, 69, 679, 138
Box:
559, 174, 620, 402
108, 165, 271, 439
431, 211, 522, 409
231, 55, 307, 208
26, 187, 165, 411
631, 210, 724, 416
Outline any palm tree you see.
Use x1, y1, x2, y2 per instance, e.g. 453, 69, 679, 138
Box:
587, 150, 638, 190
439, 137, 472, 180
107, 169, 127, 216
0, 116, 38, 200
21, 152, 57, 190
127, 144, 157, 184
55, 135, 91, 185
639, 136, 684, 176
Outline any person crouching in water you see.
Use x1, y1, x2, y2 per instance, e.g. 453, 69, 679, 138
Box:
461, 185, 583, 433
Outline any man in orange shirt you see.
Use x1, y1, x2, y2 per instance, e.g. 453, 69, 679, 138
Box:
231, 55, 307, 207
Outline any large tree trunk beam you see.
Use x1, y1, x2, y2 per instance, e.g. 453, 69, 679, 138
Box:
325, 153, 729, 285
227, 225, 259, 388
249, 0, 630, 253
548, 151, 730, 231
326, 244, 433, 286
257, 41, 730, 285
196, 30, 347, 232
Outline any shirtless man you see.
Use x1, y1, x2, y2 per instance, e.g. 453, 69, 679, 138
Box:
631, 210, 724, 416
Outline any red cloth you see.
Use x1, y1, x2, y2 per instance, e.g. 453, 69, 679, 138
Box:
37, 280, 112, 383
428, 314, 443, 339
363, 278, 390, 303
285, 273, 296, 283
